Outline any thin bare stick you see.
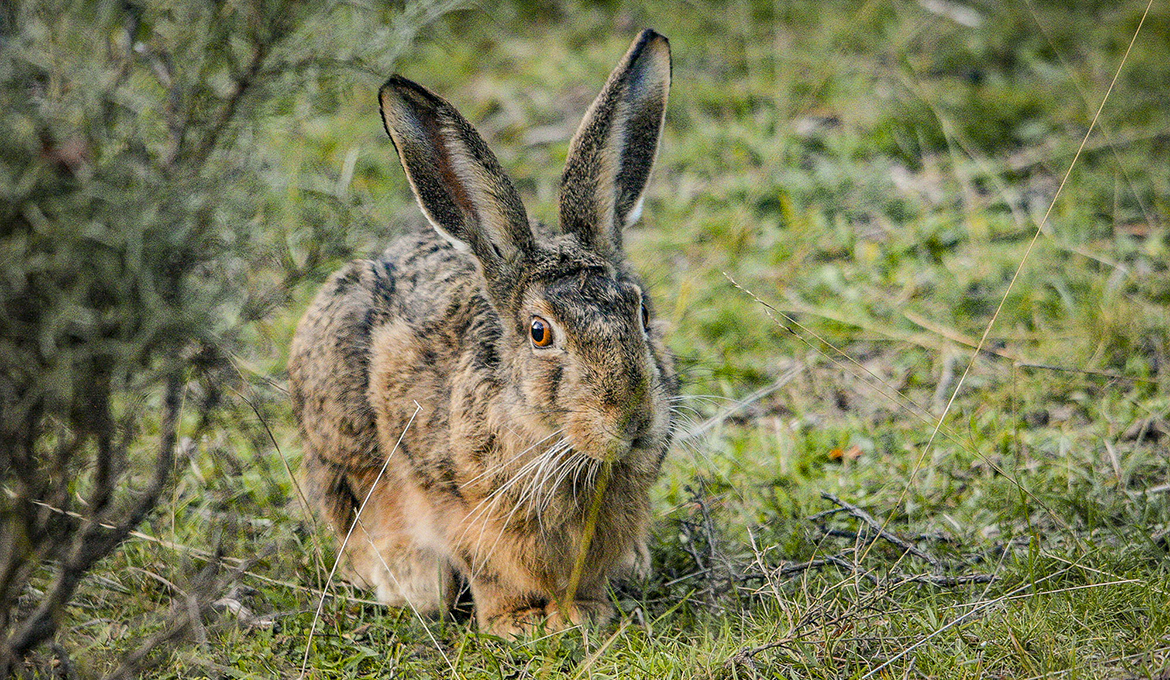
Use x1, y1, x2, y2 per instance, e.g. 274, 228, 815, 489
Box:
890, 573, 994, 587
820, 493, 939, 568
298, 402, 421, 679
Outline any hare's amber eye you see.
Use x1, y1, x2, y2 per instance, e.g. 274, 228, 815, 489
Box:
530, 316, 553, 347
640, 303, 650, 331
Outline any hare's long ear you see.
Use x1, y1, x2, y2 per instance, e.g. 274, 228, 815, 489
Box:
560, 29, 670, 260
380, 76, 534, 272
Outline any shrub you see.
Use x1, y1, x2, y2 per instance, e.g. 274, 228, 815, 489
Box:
0, 0, 458, 672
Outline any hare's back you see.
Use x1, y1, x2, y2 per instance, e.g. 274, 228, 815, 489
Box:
288, 257, 397, 470
289, 230, 477, 470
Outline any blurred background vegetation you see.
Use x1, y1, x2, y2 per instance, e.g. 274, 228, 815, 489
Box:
1, 0, 1167, 677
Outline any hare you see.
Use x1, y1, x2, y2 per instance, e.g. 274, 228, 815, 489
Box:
288, 29, 676, 636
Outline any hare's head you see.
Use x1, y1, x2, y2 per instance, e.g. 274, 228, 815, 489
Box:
379, 30, 676, 465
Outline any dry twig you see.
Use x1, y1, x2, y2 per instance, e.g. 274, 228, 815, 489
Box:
819, 493, 940, 567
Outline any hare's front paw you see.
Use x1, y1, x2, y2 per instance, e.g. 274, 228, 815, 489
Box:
480, 606, 548, 638
544, 598, 614, 629
479, 598, 613, 637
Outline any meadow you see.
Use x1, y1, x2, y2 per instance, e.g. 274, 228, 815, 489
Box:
5, 0, 1169, 677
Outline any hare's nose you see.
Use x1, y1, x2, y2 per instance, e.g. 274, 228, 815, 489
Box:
621, 410, 651, 441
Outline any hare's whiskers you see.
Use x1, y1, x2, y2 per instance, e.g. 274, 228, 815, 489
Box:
529, 446, 578, 522
667, 393, 736, 403
585, 457, 601, 491
518, 439, 573, 524
464, 452, 544, 532
669, 407, 702, 428
459, 430, 564, 533
458, 448, 548, 555
544, 450, 579, 506
460, 429, 564, 489
669, 404, 706, 419
671, 405, 727, 448
571, 454, 596, 505
474, 437, 577, 575
465, 437, 570, 570
668, 410, 712, 453
544, 449, 586, 514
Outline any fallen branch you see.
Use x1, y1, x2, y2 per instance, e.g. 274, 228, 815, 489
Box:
892, 573, 995, 587
820, 493, 940, 567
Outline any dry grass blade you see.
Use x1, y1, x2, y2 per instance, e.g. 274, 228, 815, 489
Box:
902, 0, 1157, 493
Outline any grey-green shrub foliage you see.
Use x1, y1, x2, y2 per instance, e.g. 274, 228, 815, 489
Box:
0, 0, 459, 670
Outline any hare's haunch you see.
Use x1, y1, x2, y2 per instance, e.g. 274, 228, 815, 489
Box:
289, 29, 677, 636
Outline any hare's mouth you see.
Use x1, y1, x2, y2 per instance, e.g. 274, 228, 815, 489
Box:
567, 412, 657, 462
630, 434, 653, 451
581, 433, 654, 463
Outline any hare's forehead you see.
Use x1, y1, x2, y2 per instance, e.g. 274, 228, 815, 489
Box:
527, 272, 641, 327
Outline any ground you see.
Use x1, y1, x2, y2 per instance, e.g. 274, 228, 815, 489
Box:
40, 1, 1170, 677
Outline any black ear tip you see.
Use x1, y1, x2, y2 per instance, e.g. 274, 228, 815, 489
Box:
634, 28, 669, 51
380, 75, 453, 115
380, 74, 424, 101
627, 29, 671, 74
379, 76, 435, 144
380, 74, 403, 94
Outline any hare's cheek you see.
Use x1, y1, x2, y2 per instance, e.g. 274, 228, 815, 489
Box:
540, 363, 565, 406
519, 355, 569, 414
528, 349, 568, 396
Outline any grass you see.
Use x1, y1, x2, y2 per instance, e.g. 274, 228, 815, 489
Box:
29, 0, 1170, 677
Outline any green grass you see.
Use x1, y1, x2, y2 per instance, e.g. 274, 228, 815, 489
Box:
34, 0, 1170, 677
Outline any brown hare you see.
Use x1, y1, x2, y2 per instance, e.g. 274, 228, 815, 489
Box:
288, 29, 677, 636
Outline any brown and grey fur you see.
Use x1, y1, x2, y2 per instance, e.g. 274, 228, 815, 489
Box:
288, 30, 676, 635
